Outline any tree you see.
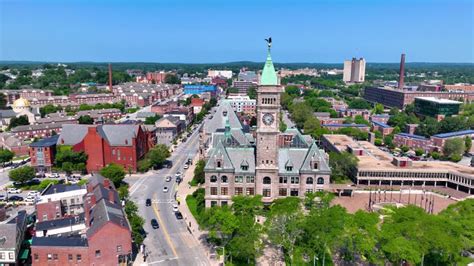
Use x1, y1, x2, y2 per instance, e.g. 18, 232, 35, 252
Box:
348, 98, 371, 109
285, 85, 300, 96
54, 146, 88, 173
415, 148, 424, 156
329, 152, 358, 182
78, 115, 94, 124
100, 163, 125, 187
9, 166, 35, 184
465, 136, 472, 154
144, 114, 161, 125
164, 74, 180, 84
430, 151, 441, 159
146, 144, 171, 168
372, 103, 384, 114
400, 145, 410, 153
354, 115, 370, 125
7, 115, 29, 130
384, 135, 395, 149
193, 159, 205, 185
0, 149, 14, 165
39, 104, 62, 118
443, 138, 465, 160
247, 86, 257, 99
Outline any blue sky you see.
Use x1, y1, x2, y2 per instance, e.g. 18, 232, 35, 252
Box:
1, 0, 473, 63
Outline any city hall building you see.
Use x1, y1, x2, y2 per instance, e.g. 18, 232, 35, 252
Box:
203, 44, 331, 207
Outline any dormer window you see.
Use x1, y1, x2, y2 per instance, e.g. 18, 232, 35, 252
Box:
216, 160, 222, 168
241, 165, 248, 171
313, 162, 318, 169
285, 166, 293, 171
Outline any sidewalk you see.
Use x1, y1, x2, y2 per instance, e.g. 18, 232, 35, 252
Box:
177, 154, 222, 266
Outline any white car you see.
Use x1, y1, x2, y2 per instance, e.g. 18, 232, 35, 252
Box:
163, 187, 169, 193
25, 195, 38, 203
172, 204, 179, 212
165, 176, 172, 182
27, 191, 40, 197
7, 188, 22, 194
183, 164, 189, 169
175, 172, 181, 178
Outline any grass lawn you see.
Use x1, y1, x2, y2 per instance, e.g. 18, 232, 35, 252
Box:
186, 194, 199, 221
13, 155, 29, 161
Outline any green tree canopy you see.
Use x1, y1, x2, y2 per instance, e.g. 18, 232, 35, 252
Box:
443, 138, 465, 159
78, 115, 94, 124
7, 115, 29, 130
99, 163, 126, 187
0, 149, 15, 164
9, 166, 35, 183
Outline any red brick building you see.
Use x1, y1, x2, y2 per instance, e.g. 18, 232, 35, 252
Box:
57, 124, 149, 172
31, 175, 132, 265
29, 135, 59, 173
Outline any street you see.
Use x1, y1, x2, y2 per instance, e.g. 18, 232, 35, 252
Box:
126, 125, 210, 266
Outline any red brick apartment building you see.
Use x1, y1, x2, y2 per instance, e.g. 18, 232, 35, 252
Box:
31, 175, 132, 265
57, 124, 150, 172
29, 135, 59, 173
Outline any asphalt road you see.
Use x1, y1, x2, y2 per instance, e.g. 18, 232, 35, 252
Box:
126, 124, 209, 266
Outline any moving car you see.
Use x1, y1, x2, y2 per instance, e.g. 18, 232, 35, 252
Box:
8, 195, 24, 201
27, 191, 40, 197
151, 219, 159, 229
163, 187, 169, 193
175, 211, 183, 220
25, 195, 37, 203
172, 204, 179, 212
7, 188, 22, 194
146, 198, 152, 206
165, 176, 172, 182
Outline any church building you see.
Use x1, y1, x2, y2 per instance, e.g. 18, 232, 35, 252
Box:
203, 42, 331, 207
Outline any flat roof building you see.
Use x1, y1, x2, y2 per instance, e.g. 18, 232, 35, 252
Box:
414, 97, 461, 117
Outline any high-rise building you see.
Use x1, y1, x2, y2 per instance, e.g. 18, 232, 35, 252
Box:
343, 57, 366, 83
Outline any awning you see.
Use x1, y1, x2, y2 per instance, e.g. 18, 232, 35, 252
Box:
19, 249, 29, 260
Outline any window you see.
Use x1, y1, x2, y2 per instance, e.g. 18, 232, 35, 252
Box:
279, 188, 287, 196
221, 201, 228, 206
246, 176, 255, 183
9, 252, 14, 260
285, 166, 293, 171
0, 253, 4, 260
290, 188, 299, 196
211, 201, 217, 207
313, 162, 318, 169
306, 177, 314, 184
235, 176, 243, 183
241, 165, 248, 171
279, 176, 287, 184
291, 177, 299, 184
52, 254, 58, 260
235, 187, 243, 195
306, 189, 313, 194
317, 177, 325, 185
210, 175, 217, 183
221, 175, 228, 183
210, 187, 218, 195
117, 245, 123, 252
95, 250, 101, 257
34, 254, 39, 260
77, 254, 82, 262
47, 254, 52, 260
246, 187, 255, 195
216, 161, 221, 168
68, 254, 73, 261
43, 214, 48, 221
221, 187, 228, 196
263, 189, 271, 197
263, 176, 271, 184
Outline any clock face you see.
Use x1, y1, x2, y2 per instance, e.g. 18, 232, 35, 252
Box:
262, 113, 275, 126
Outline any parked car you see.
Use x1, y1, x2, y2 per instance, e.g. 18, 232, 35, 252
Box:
27, 191, 40, 197
146, 198, 152, 207
7, 188, 22, 194
165, 176, 172, 182
172, 204, 179, 212
183, 164, 189, 169
175, 172, 181, 178
174, 211, 183, 220
0, 194, 6, 201
176, 177, 182, 184
25, 196, 37, 203
151, 219, 159, 229
8, 195, 24, 201
187, 158, 193, 165
163, 160, 173, 169
51, 173, 60, 178
163, 187, 169, 193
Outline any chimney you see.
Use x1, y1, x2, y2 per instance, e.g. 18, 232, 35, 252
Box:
108, 63, 113, 91
103, 178, 111, 188
108, 189, 115, 203
398, 53, 405, 90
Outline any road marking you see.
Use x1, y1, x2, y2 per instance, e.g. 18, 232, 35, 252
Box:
129, 174, 149, 196
147, 257, 178, 265
152, 193, 178, 258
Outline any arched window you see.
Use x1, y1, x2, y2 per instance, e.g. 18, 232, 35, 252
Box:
317, 177, 324, 185
216, 161, 221, 168
306, 177, 314, 184
221, 175, 228, 183
263, 176, 271, 184
210, 175, 217, 183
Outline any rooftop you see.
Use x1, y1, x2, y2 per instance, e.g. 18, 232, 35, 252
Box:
415, 97, 462, 104
432, 129, 474, 139
29, 135, 60, 148
42, 184, 85, 196
32, 236, 88, 247
396, 133, 429, 140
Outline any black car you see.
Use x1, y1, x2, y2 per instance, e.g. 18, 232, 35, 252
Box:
151, 219, 159, 229
146, 199, 152, 206
175, 211, 183, 220
9, 196, 24, 201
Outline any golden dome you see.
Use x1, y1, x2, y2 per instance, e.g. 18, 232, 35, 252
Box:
13, 98, 30, 108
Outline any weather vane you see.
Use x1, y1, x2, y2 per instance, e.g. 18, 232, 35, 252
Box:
265, 37, 272, 49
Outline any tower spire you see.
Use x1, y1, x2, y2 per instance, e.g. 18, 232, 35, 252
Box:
260, 37, 278, 86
